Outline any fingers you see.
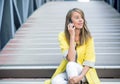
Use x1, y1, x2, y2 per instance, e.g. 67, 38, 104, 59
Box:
69, 77, 74, 84
69, 77, 80, 84
68, 23, 75, 30
68, 23, 75, 37
68, 79, 73, 84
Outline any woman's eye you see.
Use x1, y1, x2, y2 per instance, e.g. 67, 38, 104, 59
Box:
75, 17, 79, 19
75, 16, 82, 20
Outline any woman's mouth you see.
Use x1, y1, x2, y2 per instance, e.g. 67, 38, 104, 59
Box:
78, 23, 83, 25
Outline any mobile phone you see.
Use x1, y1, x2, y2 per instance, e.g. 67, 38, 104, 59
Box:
69, 19, 74, 28
69, 18, 72, 23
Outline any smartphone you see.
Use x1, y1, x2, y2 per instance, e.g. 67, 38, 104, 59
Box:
69, 19, 74, 28
69, 18, 72, 23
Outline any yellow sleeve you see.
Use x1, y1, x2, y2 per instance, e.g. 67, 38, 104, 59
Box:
58, 32, 69, 53
83, 38, 96, 67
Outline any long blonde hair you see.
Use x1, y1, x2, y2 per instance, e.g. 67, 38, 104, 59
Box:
64, 8, 92, 46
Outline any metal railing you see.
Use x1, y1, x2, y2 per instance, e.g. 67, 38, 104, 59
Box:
0, 0, 63, 50
104, 0, 120, 13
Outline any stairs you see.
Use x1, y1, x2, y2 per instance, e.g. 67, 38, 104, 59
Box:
0, 78, 120, 84
0, 0, 120, 83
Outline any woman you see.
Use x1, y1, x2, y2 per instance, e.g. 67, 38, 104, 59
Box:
44, 8, 100, 84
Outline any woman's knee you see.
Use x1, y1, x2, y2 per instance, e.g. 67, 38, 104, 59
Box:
67, 61, 75, 67
52, 77, 67, 84
51, 74, 67, 84
52, 76, 62, 84
51, 77, 58, 84
66, 61, 76, 69
66, 62, 83, 72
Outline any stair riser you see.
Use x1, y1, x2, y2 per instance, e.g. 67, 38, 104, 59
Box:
0, 69, 119, 78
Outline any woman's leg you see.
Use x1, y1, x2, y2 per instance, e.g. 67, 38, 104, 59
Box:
66, 61, 83, 78
51, 72, 68, 84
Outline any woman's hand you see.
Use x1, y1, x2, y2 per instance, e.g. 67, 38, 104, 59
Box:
68, 23, 75, 38
68, 76, 82, 84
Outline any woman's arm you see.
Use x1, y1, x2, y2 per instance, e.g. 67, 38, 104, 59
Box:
67, 36, 76, 61
67, 23, 76, 61
79, 65, 90, 79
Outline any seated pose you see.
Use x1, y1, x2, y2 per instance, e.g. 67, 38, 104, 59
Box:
44, 8, 101, 84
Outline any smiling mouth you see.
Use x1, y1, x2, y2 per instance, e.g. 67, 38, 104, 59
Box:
78, 22, 83, 24
78, 23, 83, 26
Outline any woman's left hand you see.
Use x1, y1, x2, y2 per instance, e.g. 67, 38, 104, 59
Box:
68, 76, 82, 84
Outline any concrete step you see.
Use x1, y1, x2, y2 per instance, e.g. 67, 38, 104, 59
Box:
14, 32, 120, 38
0, 65, 120, 78
95, 42, 120, 47
1, 48, 120, 54
16, 28, 120, 32
15, 29, 120, 33
0, 78, 120, 84
4, 43, 120, 49
4, 42, 120, 47
19, 23, 120, 29
0, 52, 120, 66
1, 47, 120, 53
14, 32, 120, 36
13, 35, 120, 40
7, 38, 120, 43
11, 37, 120, 40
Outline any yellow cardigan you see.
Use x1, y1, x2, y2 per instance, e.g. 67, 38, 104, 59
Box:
44, 32, 101, 84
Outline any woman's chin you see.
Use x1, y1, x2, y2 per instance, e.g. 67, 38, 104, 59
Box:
75, 27, 83, 30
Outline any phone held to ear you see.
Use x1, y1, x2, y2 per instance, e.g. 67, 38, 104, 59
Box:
69, 19, 74, 28
69, 19, 72, 23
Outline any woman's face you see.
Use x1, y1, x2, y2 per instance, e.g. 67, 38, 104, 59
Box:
71, 11, 84, 29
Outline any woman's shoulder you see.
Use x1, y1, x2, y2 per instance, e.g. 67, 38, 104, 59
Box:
58, 31, 65, 36
89, 37, 94, 42
85, 37, 94, 45
58, 31, 65, 38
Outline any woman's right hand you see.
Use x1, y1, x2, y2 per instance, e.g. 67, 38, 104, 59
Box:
68, 23, 75, 38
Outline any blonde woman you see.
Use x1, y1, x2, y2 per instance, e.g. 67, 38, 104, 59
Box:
44, 8, 100, 84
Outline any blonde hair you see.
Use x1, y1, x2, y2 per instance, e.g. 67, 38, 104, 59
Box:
64, 8, 92, 46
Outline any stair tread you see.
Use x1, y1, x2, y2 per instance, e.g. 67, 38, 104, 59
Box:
0, 78, 120, 84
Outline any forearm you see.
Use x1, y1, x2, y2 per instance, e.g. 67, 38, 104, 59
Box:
67, 36, 76, 61
79, 66, 90, 80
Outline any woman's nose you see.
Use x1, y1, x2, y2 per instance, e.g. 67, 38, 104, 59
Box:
79, 19, 83, 22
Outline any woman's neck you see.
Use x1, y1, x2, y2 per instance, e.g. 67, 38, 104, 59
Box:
75, 28, 81, 43
75, 28, 81, 37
